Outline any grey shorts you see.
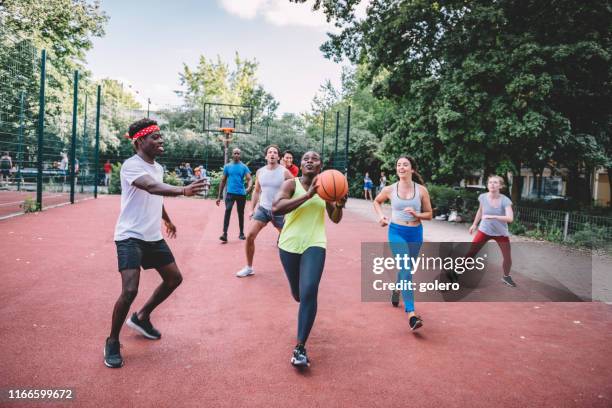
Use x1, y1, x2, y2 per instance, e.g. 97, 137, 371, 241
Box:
252, 206, 284, 228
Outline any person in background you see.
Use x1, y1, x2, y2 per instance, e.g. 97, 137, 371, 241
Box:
104, 160, 112, 186
283, 150, 299, 177
363, 172, 374, 201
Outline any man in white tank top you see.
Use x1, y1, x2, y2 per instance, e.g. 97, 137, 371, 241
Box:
236, 145, 293, 277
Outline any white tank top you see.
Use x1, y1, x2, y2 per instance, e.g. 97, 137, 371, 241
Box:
258, 165, 286, 210
391, 182, 421, 223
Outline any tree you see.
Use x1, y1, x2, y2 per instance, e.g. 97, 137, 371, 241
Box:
293, 0, 611, 205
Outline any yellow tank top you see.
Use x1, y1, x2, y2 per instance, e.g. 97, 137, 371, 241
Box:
278, 177, 326, 254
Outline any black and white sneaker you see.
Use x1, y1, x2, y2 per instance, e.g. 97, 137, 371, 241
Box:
409, 315, 423, 331
502, 275, 517, 287
391, 290, 399, 307
238, 233, 246, 240
104, 337, 123, 368
126, 312, 161, 340
291, 344, 310, 367
219, 233, 228, 243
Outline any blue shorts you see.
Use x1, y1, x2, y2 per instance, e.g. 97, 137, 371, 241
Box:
252, 206, 284, 228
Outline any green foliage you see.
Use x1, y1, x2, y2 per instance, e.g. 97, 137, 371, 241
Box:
177, 53, 278, 123
298, 0, 611, 204
163, 171, 182, 186
206, 170, 223, 199
508, 220, 527, 235
22, 196, 40, 213
567, 224, 609, 249
426, 185, 479, 219
108, 162, 122, 194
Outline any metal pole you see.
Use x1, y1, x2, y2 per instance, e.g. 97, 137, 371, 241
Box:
265, 119, 269, 146
563, 212, 569, 241
93, 85, 101, 198
82, 92, 88, 190
36, 49, 46, 210
69, 70, 79, 204
344, 105, 351, 176
17, 90, 25, 191
321, 111, 326, 163
334, 111, 339, 170
147, 98, 150, 118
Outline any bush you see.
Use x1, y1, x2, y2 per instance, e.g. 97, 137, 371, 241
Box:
509, 220, 527, 235
207, 170, 223, 199
567, 223, 609, 249
427, 185, 479, 220
164, 171, 182, 186
22, 196, 40, 213
108, 163, 122, 194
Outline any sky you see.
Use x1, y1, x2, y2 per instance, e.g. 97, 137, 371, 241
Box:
85, 0, 363, 114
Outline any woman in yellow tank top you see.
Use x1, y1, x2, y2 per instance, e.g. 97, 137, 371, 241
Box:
272, 150, 346, 368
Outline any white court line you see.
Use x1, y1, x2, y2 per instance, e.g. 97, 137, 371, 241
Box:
0, 196, 95, 221
0, 193, 66, 207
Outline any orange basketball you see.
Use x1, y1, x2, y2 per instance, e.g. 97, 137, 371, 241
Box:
316, 169, 348, 202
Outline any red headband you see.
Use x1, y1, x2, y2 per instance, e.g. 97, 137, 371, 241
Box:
125, 125, 160, 140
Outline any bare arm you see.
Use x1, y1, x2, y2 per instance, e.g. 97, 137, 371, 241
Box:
250, 172, 261, 213
283, 168, 293, 180
416, 186, 433, 220
272, 178, 317, 215
325, 195, 346, 224
132, 175, 204, 197
373, 185, 392, 226
216, 174, 228, 205
485, 205, 514, 223
162, 205, 176, 238
469, 203, 483, 234
245, 172, 253, 193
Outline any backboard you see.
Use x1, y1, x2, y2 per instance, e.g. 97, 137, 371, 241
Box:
203, 102, 253, 134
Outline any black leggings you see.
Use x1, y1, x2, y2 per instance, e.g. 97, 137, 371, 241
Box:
223, 193, 246, 234
279, 247, 326, 344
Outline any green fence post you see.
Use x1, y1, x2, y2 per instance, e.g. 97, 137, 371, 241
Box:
334, 111, 339, 170
70, 70, 79, 204
94, 84, 101, 198
81, 92, 88, 193
344, 105, 351, 176
17, 90, 25, 191
321, 111, 326, 164
36, 49, 46, 210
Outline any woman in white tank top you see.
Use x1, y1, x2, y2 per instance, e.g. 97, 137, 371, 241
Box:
373, 156, 433, 331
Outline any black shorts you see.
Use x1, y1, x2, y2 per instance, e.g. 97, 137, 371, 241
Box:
115, 238, 175, 271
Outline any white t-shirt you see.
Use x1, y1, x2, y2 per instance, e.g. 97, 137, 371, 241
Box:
114, 155, 164, 241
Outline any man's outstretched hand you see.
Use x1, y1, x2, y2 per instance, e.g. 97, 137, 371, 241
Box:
184, 179, 206, 196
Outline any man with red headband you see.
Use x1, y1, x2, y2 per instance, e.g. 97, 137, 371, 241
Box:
104, 118, 205, 368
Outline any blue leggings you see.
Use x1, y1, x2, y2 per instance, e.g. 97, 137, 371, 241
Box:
388, 223, 423, 313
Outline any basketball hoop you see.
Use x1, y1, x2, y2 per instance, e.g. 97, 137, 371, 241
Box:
219, 127, 234, 134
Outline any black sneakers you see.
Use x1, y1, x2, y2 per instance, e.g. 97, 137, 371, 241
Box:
104, 337, 123, 368
391, 290, 399, 307
502, 275, 517, 287
291, 344, 310, 367
238, 233, 246, 240
219, 233, 228, 243
126, 312, 161, 340
409, 315, 423, 331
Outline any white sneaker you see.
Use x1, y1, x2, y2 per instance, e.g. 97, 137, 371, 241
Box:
236, 266, 254, 278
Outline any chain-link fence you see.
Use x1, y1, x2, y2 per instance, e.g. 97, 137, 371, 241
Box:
514, 205, 612, 246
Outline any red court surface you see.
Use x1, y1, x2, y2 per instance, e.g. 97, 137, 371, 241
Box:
0, 190, 92, 219
1, 196, 611, 407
